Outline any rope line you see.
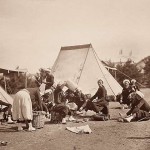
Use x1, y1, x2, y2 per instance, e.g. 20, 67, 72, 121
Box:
92, 47, 116, 96
116, 69, 145, 87
76, 44, 91, 85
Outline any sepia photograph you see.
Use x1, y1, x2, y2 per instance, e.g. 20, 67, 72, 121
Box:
0, 0, 150, 150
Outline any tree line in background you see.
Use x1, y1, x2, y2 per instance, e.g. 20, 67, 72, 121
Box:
1, 57, 150, 94
108, 58, 150, 87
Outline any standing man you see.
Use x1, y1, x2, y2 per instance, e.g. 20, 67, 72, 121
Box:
38, 68, 54, 98
43, 68, 54, 92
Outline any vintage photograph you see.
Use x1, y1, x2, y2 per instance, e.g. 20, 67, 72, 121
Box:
0, 0, 150, 150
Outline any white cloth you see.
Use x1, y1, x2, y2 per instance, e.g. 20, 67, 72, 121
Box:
136, 91, 144, 99
39, 83, 46, 95
123, 79, 130, 84
12, 89, 33, 121
66, 102, 78, 111
66, 125, 92, 134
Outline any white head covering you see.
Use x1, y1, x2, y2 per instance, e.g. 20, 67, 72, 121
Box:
57, 81, 66, 86
44, 89, 53, 94
123, 79, 130, 84
44, 68, 51, 72
128, 92, 136, 99
39, 68, 51, 72
131, 79, 136, 83
136, 91, 144, 99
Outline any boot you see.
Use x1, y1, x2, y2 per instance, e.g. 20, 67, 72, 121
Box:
17, 123, 23, 131
68, 116, 76, 121
119, 113, 127, 118
7, 115, 14, 124
28, 123, 36, 131
121, 104, 125, 110
62, 118, 66, 124
123, 115, 134, 122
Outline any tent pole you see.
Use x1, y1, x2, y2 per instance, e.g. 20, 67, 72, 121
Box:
4, 76, 7, 92
25, 72, 27, 88
115, 70, 117, 80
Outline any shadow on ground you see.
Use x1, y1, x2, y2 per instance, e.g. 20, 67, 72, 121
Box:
127, 137, 150, 140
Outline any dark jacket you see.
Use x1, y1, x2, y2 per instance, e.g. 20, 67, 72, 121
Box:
27, 88, 43, 111
45, 74, 54, 90
121, 86, 134, 105
127, 98, 150, 116
54, 86, 65, 104
130, 84, 140, 92
90, 85, 107, 102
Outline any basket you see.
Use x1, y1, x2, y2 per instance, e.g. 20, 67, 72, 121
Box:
32, 111, 46, 129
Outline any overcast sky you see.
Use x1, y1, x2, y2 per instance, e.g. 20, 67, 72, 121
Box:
0, 0, 150, 73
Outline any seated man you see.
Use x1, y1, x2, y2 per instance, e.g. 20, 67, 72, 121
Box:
119, 79, 134, 109
81, 79, 109, 118
52, 82, 74, 124
42, 90, 54, 116
0, 100, 13, 123
119, 91, 150, 122
73, 89, 87, 111
130, 79, 140, 92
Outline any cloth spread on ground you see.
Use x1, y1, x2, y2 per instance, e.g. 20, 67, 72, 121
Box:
66, 125, 92, 134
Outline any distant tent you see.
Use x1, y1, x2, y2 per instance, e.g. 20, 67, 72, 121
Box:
0, 86, 13, 105
0, 67, 28, 93
0, 67, 27, 74
52, 44, 122, 96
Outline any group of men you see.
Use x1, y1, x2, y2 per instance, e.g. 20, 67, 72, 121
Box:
118, 79, 150, 122
0, 68, 150, 131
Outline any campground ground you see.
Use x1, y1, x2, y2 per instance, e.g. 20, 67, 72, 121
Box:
1, 88, 150, 150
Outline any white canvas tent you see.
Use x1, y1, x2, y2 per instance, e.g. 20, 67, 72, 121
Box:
52, 44, 122, 96
0, 86, 13, 105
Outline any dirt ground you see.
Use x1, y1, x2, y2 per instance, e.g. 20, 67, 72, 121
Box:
1, 88, 150, 150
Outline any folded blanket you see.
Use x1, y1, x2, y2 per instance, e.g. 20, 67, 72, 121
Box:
66, 125, 92, 134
